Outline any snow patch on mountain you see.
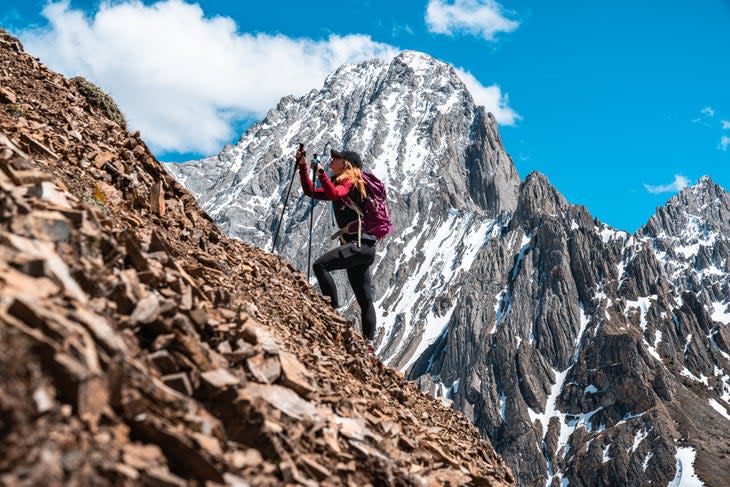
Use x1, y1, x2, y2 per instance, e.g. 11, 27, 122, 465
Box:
668, 447, 705, 487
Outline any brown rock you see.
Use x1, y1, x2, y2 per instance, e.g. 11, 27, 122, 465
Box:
246, 353, 281, 384
27, 181, 72, 208
241, 321, 280, 353
71, 305, 126, 355
150, 180, 165, 216
161, 372, 193, 396
334, 416, 369, 441
92, 151, 115, 169
279, 460, 317, 487
179, 284, 192, 310
26, 210, 72, 242
229, 449, 263, 469
8, 168, 53, 185
148, 350, 178, 374
171, 316, 214, 371
122, 442, 166, 469
140, 467, 186, 487
300, 455, 332, 481
131, 293, 161, 324
20, 133, 58, 160
427, 468, 472, 486
32, 386, 54, 414
77, 375, 108, 428
131, 415, 223, 483
110, 463, 139, 481
200, 368, 240, 392
223, 339, 257, 363
278, 351, 314, 396
0, 86, 17, 103
237, 383, 319, 421
3, 264, 59, 298
192, 432, 223, 458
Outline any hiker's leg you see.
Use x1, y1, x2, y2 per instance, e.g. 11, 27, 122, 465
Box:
312, 247, 342, 307
314, 242, 375, 310
347, 265, 376, 340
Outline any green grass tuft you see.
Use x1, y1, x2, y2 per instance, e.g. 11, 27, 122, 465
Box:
71, 76, 127, 129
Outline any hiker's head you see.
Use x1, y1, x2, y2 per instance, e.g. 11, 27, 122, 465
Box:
330, 149, 361, 176
331, 149, 366, 198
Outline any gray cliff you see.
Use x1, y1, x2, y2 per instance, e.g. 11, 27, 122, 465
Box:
165, 53, 730, 486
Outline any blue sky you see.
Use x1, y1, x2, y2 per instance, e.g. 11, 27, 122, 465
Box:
3, 0, 730, 232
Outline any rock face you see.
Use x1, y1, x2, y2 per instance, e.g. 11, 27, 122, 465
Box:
167, 51, 730, 486
0, 30, 515, 486
419, 172, 730, 486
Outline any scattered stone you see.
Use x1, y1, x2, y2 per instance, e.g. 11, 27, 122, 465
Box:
229, 448, 263, 469
278, 350, 314, 396
200, 368, 239, 392
32, 386, 54, 414
92, 151, 115, 169
131, 293, 161, 324
246, 353, 281, 384
149, 350, 178, 374
140, 467, 186, 487
0, 86, 17, 103
150, 180, 165, 216
161, 373, 193, 396
20, 133, 59, 160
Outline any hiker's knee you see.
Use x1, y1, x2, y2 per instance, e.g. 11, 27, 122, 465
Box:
312, 257, 326, 272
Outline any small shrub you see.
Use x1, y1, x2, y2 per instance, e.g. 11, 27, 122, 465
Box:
5, 103, 25, 118
71, 76, 127, 129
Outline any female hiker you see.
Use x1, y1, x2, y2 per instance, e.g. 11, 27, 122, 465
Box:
296, 147, 376, 352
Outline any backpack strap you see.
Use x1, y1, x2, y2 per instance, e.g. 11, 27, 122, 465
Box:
342, 196, 363, 247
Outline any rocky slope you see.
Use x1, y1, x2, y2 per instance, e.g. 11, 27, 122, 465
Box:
0, 30, 515, 486
166, 51, 730, 486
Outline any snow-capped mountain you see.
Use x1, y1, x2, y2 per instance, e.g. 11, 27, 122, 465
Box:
165, 50, 520, 370
416, 173, 730, 486
165, 52, 730, 486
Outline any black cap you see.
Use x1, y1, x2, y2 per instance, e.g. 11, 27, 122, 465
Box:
330, 149, 362, 168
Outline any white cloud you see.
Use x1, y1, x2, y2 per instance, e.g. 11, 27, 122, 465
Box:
426, 0, 519, 40
392, 23, 415, 37
722, 120, 730, 130
18, 0, 399, 154
455, 68, 519, 125
701, 106, 715, 117
720, 136, 730, 151
644, 174, 690, 194
18, 0, 519, 155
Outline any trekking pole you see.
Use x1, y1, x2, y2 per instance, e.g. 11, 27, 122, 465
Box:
271, 142, 303, 253
306, 153, 320, 281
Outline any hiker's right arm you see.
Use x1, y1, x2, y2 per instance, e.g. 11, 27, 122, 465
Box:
298, 160, 328, 200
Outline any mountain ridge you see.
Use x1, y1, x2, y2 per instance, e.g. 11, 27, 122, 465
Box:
166, 48, 730, 486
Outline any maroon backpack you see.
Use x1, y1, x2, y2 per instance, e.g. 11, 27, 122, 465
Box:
343, 171, 394, 241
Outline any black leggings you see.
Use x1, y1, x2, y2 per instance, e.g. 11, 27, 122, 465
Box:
312, 241, 376, 340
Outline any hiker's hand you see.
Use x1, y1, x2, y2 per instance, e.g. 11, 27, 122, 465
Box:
295, 148, 306, 166
310, 161, 324, 174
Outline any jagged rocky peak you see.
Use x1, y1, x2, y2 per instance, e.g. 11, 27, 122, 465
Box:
384, 50, 470, 99
682, 175, 729, 209
322, 56, 387, 91
642, 175, 730, 238
513, 171, 569, 227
